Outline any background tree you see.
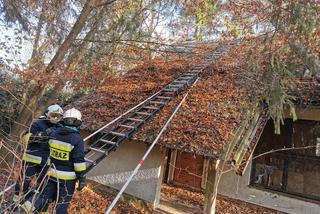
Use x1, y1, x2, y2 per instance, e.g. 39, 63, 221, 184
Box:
0, 0, 319, 213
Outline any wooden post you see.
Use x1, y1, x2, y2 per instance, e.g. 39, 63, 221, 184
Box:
204, 159, 220, 214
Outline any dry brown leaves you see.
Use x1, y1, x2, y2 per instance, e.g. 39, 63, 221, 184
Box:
133, 64, 246, 157
294, 79, 320, 105
71, 46, 248, 156
68, 187, 142, 214
71, 61, 188, 131
161, 184, 283, 214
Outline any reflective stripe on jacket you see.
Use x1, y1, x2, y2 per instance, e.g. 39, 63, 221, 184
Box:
22, 153, 42, 165
47, 168, 77, 180
47, 126, 86, 181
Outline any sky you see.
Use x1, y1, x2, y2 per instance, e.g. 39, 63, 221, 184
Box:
0, 23, 32, 69
0, 0, 266, 69
0, 0, 79, 69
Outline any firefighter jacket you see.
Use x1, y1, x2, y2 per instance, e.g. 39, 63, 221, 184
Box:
23, 118, 58, 165
47, 126, 86, 181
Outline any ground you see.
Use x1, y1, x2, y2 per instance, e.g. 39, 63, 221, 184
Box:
158, 184, 284, 214
0, 169, 284, 213
68, 187, 143, 214
69, 183, 285, 214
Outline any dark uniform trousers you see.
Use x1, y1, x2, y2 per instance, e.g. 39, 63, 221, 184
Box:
35, 178, 76, 213
14, 163, 48, 203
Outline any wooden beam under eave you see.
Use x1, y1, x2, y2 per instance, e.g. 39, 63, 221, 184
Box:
167, 149, 177, 183
204, 159, 220, 214
284, 106, 320, 121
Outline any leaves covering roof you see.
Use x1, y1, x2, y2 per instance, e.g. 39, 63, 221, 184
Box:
72, 41, 319, 157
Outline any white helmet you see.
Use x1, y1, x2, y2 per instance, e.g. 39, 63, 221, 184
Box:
63, 108, 82, 127
46, 104, 63, 124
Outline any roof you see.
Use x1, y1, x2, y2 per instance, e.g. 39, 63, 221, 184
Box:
72, 40, 320, 158
132, 64, 246, 158
294, 79, 320, 106
71, 59, 190, 131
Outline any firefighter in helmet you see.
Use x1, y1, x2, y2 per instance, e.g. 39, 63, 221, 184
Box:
24, 108, 86, 213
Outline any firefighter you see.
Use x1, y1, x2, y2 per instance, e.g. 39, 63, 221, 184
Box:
25, 108, 86, 213
13, 104, 63, 204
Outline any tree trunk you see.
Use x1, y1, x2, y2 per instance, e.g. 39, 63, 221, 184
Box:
9, 0, 96, 137
66, 5, 108, 70
10, 84, 47, 138
34, 81, 65, 117
30, 8, 44, 62
204, 159, 220, 214
45, 0, 96, 73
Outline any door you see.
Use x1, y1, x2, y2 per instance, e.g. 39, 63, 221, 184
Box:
173, 151, 204, 189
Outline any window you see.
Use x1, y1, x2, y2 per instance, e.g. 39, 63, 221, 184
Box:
251, 119, 320, 201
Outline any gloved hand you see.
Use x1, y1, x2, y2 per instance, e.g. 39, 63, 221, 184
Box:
77, 177, 86, 191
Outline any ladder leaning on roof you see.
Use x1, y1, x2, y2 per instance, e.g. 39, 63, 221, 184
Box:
83, 40, 239, 174
83, 62, 210, 173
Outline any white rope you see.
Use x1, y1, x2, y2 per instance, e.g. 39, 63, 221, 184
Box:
105, 77, 200, 214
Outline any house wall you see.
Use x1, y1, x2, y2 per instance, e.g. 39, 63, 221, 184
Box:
218, 162, 320, 214
218, 108, 320, 214
87, 140, 166, 207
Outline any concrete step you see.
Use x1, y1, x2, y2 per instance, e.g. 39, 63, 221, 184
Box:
154, 199, 202, 214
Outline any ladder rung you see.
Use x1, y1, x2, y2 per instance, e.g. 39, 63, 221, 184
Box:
110, 131, 126, 137
119, 124, 136, 129
90, 147, 108, 154
173, 80, 188, 84
166, 84, 180, 90
150, 101, 165, 105
163, 88, 177, 92
143, 106, 159, 110
169, 84, 184, 88
85, 158, 95, 164
127, 117, 144, 122
100, 139, 117, 145
157, 96, 172, 100
136, 111, 152, 116
180, 77, 192, 80
163, 91, 176, 94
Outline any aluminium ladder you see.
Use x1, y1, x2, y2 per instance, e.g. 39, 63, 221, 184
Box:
84, 41, 239, 174
84, 63, 209, 173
